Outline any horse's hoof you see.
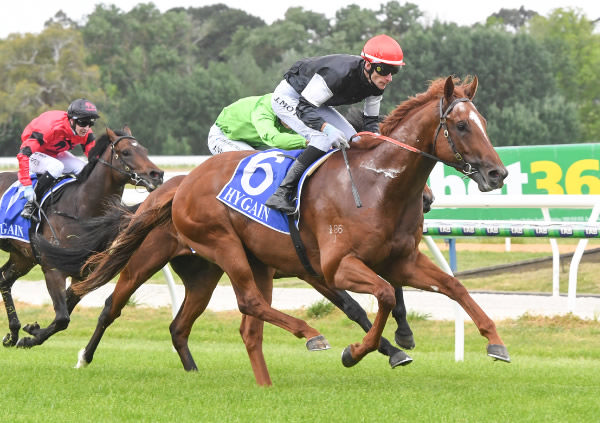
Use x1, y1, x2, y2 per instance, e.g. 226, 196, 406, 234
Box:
341, 346, 359, 368
15, 337, 34, 349
23, 322, 40, 336
395, 333, 415, 350
487, 344, 511, 363
2, 333, 17, 347
389, 350, 413, 368
75, 348, 89, 369
306, 335, 331, 351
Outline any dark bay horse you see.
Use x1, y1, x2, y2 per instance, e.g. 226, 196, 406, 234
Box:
0, 127, 163, 348
71, 76, 510, 383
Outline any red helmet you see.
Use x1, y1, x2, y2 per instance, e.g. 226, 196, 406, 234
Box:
361, 34, 405, 66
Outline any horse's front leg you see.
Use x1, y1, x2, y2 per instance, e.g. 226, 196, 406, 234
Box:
387, 252, 510, 362
307, 279, 412, 368
238, 261, 275, 386
0, 261, 27, 347
215, 242, 329, 350
66, 285, 82, 314
17, 270, 70, 348
329, 255, 396, 367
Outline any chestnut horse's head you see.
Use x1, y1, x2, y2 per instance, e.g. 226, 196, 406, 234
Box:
381, 76, 507, 192
435, 76, 507, 191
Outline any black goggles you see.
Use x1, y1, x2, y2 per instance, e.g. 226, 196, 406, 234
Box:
373, 63, 400, 76
75, 119, 95, 127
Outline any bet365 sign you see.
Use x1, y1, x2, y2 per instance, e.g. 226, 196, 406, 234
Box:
427, 143, 600, 222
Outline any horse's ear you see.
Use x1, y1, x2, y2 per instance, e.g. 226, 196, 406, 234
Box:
106, 127, 117, 140
444, 76, 455, 102
122, 125, 132, 136
464, 76, 478, 100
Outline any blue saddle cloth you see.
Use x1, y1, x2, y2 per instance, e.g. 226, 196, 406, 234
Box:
0, 175, 76, 243
216, 149, 335, 234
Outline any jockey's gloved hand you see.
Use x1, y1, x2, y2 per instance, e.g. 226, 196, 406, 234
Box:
323, 123, 350, 149
22, 185, 35, 201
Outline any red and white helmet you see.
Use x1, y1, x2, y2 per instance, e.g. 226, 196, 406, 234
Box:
361, 34, 405, 66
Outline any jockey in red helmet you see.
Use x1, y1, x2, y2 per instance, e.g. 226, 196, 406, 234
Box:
17, 98, 100, 221
265, 34, 404, 214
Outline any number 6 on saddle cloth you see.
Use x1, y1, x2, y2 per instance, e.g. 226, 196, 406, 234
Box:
217, 148, 335, 234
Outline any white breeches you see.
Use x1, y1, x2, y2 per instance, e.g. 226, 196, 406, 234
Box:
28, 151, 86, 178
271, 80, 356, 152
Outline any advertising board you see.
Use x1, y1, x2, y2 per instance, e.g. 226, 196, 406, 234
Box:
427, 143, 600, 222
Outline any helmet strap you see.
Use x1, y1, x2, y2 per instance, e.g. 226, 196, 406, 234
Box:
364, 62, 377, 87
69, 119, 78, 135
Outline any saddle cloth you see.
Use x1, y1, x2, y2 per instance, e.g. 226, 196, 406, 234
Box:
0, 175, 76, 243
217, 149, 335, 234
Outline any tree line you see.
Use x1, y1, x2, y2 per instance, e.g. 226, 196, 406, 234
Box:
0, 2, 598, 156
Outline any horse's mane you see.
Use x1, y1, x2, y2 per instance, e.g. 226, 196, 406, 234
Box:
76, 129, 126, 182
380, 76, 471, 136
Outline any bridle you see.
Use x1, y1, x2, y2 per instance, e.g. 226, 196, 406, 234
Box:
97, 135, 148, 186
431, 97, 476, 176
356, 96, 478, 177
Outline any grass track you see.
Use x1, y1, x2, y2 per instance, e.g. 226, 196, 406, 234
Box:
1, 305, 599, 422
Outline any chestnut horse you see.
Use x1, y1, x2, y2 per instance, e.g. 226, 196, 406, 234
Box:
37, 174, 417, 381
72, 76, 510, 383
0, 128, 163, 348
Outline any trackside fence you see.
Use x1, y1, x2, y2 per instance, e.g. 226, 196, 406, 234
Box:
426, 194, 600, 361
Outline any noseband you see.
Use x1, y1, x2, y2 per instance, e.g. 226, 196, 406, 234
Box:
98, 135, 147, 186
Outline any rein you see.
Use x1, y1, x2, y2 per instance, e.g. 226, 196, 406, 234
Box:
356, 97, 478, 177
97, 135, 147, 186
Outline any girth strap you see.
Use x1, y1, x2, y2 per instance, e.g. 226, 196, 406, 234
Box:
287, 215, 319, 277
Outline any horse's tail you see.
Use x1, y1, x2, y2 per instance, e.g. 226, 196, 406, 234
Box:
71, 195, 174, 297
33, 198, 139, 276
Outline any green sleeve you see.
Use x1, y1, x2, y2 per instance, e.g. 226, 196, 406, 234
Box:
251, 97, 307, 150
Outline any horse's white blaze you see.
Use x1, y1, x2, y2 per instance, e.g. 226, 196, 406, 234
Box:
361, 160, 403, 178
468, 110, 491, 144
454, 102, 491, 145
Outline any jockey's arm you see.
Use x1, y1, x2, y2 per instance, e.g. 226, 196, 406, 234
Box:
251, 104, 307, 150
17, 139, 41, 186
363, 95, 382, 133
296, 73, 334, 131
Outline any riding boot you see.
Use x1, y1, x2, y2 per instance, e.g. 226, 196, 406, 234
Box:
20, 201, 38, 222
20, 171, 57, 222
265, 146, 326, 215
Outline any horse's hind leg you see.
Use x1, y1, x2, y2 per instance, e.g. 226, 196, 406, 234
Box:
168, 256, 223, 372
306, 280, 412, 368
76, 250, 175, 367
0, 259, 31, 347
392, 287, 415, 350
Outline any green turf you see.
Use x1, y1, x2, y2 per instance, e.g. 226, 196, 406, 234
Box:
0, 305, 598, 422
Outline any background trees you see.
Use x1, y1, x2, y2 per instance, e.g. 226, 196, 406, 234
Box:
0, 1, 598, 155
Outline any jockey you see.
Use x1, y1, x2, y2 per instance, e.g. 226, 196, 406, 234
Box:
207, 93, 307, 155
18, 98, 100, 221
265, 34, 404, 214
